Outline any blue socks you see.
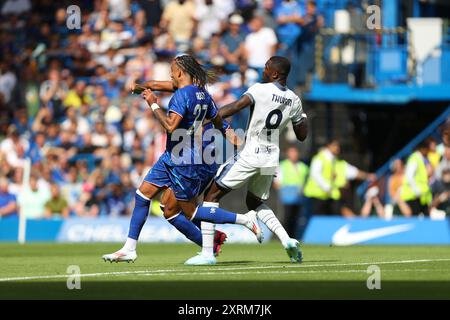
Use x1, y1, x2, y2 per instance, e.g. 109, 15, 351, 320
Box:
193, 205, 237, 224
127, 192, 151, 240
167, 213, 202, 246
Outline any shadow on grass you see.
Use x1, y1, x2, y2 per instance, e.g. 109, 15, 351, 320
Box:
2, 281, 450, 300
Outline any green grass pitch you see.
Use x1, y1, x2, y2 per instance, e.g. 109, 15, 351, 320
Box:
0, 242, 449, 299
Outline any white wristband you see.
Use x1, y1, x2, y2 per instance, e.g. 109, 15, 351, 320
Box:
151, 103, 160, 111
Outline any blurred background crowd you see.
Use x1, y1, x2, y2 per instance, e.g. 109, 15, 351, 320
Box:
0, 0, 325, 220
0, 0, 448, 232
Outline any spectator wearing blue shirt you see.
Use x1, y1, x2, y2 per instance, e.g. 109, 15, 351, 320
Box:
275, 0, 304, 49
220, 14, 246, 69
296, 0, 324, 90
275, 0, 305, 87
26, 132, 46, 165
0, 176, 18, 218
106, 183, 129, 217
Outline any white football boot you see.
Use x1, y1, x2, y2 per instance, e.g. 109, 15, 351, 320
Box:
102, 250, 137, 263
245, 210, 264, 243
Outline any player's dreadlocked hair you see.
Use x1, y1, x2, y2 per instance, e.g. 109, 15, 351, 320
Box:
174, 54, 215, 89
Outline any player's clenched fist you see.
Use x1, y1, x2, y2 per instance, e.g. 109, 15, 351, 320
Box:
141, 89, 159, 105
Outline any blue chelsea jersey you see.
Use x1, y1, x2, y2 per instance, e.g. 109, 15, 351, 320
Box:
166, 85, 218, 165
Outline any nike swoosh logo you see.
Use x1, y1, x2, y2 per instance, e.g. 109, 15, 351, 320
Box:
332, 223, 415, 246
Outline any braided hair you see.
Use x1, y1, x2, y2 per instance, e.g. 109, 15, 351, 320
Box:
174, 54, 215, 89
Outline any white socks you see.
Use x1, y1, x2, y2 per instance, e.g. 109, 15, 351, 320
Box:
235, 214, 249, 225
122, 237, 137, 252
201, 202, 217, 257
256, 204, 290, 247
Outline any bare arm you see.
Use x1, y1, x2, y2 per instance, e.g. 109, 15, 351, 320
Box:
132, 81, 176, 93
293, 118, 308, 142
62, 205, 70, 218
141, 89, 182, 133
211, 113, 224, 131
152, 108, 183, 134
218, 95, 253, 119
0, 200, 17, 217
356, 171, 376, 181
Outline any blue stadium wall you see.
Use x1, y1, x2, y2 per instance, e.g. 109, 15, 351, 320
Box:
0, 217, 449, 245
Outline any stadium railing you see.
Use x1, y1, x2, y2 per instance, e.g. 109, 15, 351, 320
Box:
356, 105, 450, 198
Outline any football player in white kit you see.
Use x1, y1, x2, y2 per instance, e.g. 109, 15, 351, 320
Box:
185, 56, 308, 265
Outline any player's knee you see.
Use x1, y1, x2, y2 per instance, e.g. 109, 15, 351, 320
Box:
138, 185, 153, 199
246, 193, 263, 210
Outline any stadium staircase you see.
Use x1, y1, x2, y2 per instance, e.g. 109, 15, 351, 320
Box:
356, 104, 450, 198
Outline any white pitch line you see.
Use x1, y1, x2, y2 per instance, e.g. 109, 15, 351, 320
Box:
0, 258, 449, 282
138, 269, 445, 277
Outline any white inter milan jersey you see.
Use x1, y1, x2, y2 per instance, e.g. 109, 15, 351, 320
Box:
240, 82, 305, 168
215, 81, 306, 200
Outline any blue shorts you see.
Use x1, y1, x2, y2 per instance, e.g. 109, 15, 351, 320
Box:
144, 152, 217, 201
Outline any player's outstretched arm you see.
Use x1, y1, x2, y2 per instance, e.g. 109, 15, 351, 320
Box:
218, 95, 252, 119
141, 89, 182, 133
210, 113, 224, 132
293, 118, 308, 142
131, 81, 176, 94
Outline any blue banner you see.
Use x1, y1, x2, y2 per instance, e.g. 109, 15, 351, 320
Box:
0, 217, 271, 243
2, 216, 449, 245
303, 217, 450, 245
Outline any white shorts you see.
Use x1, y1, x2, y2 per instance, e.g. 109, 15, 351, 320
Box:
214, 155, 275, 201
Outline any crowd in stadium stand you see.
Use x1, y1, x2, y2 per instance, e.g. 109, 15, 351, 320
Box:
0, 0, 448, 222
0, 0, 322, 219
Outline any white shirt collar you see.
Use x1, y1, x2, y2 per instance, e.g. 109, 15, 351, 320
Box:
323, 148, 335, 160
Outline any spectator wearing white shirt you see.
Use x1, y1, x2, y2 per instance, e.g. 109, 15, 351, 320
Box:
435, 147, 450, 181
304, 140, 340, 215
400, 140, 433, 216
17, 174, 51, 219
0, 125, 29, 169
108, 0, 130, 21
63, 106, 89, 135
304, 140, 374, 216
244, 15, 278, 73
194, 0, 227, 40
0, 61, 17, 105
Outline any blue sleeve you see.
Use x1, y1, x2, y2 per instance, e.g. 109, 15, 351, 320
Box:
221, 120, 231, 131
206, 98, 218, 120
274, 6, 283, 19
168, 90, 187, 118
298, 3, 305, 16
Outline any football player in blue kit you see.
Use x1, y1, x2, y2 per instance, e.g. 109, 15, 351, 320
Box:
158, 119, 240, 257
102, 55, 261, 263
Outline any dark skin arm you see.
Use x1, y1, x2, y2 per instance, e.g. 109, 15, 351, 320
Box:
220, 94, 309, 142
293, 119, 308, 142
218, 95, 252, 119
210, 113, 224, 132
141, 89, 182, 134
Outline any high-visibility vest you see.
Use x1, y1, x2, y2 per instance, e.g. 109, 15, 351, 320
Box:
304, 150, 339, 200
334, 160, 348, 189
279, 160, 309, 187
400, 151, 432, 205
